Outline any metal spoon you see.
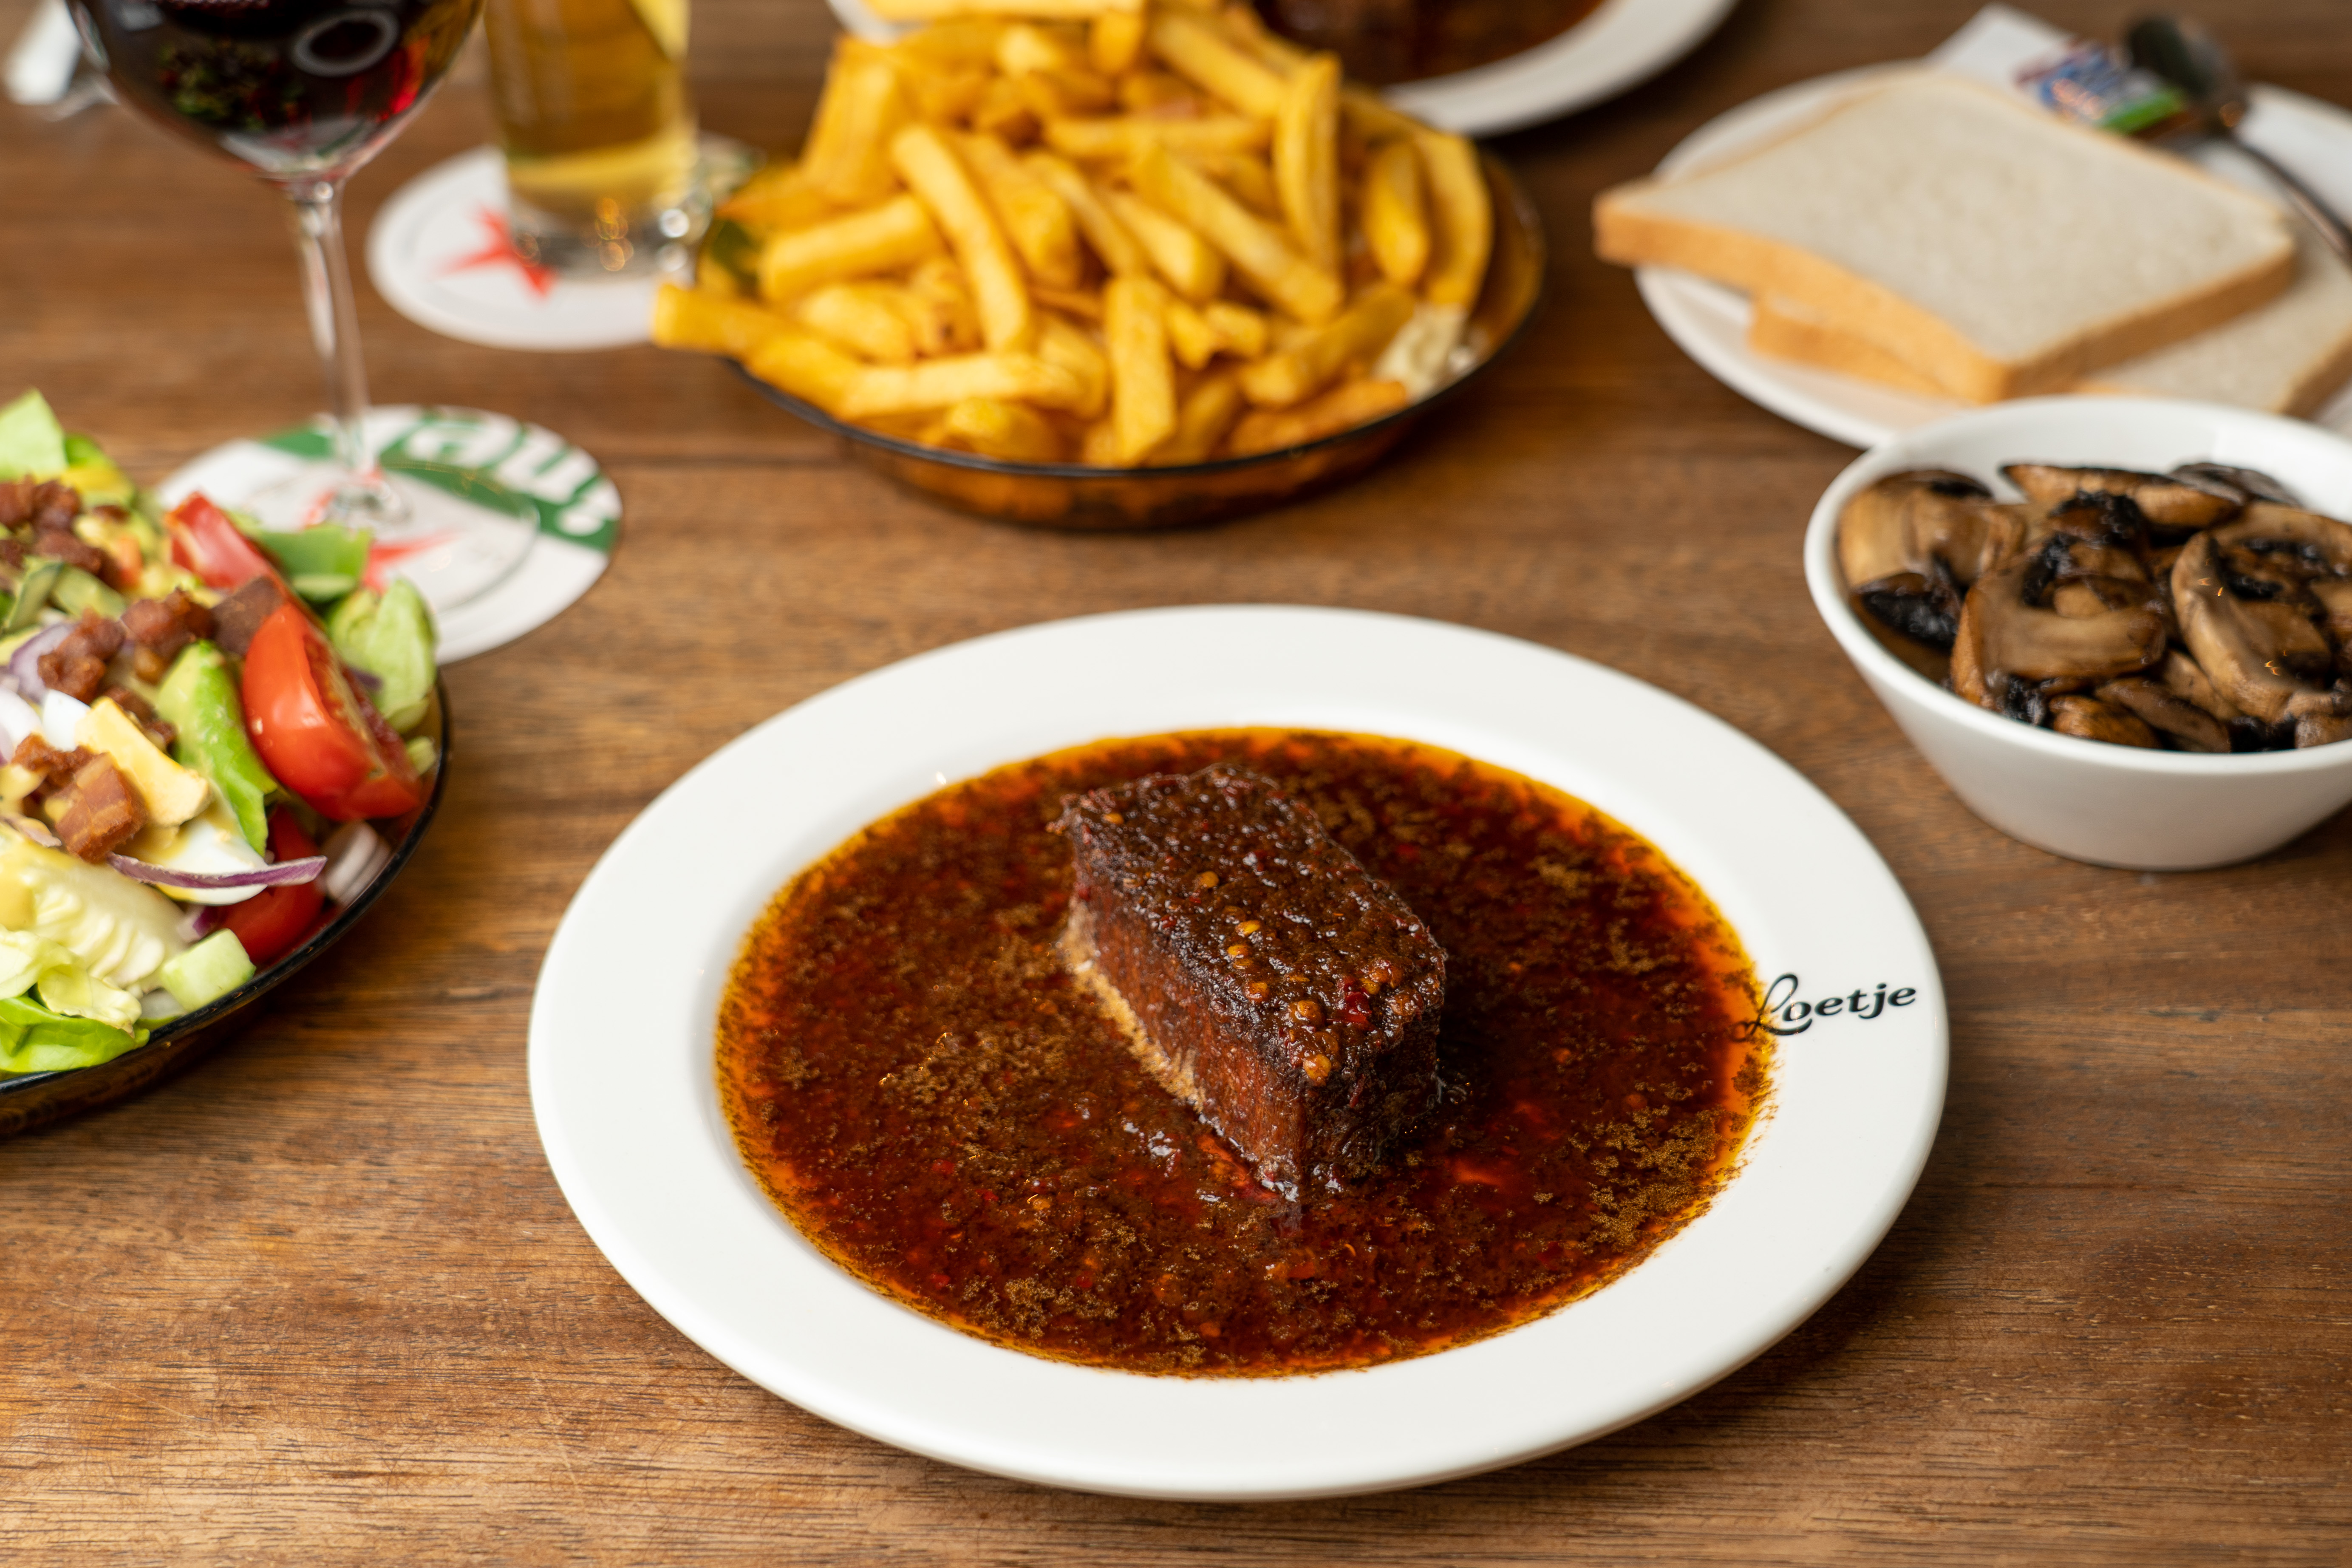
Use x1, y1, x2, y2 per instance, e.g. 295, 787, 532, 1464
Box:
2126, 14, 2352, 267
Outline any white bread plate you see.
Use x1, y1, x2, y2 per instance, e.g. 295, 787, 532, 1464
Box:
1639, 66, 2352, 448
1806, 396, 2352, 868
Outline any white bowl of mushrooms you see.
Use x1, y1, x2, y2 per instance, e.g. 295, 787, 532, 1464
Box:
1805, 396, 2352, 870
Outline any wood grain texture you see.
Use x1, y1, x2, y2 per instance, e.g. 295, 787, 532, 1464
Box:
3, 0, 2348, 1561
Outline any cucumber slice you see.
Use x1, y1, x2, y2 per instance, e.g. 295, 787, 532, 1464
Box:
157, 930, 256, 1011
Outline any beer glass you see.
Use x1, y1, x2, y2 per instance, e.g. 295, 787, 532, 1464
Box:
483, 0, 697, 275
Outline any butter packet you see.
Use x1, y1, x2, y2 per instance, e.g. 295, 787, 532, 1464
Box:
1930, 3, 2192, 138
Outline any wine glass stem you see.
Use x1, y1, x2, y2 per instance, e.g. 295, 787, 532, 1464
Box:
283, 178, 376, 487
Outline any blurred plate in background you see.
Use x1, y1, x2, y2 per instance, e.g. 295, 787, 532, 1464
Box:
824, 0, 1738, 136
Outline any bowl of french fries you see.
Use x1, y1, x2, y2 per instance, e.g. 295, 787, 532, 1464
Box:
651, 0, 1543, 530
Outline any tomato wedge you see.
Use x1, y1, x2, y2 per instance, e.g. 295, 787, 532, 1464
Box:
219, 812, 326, 967
165, 492, 281, 590
241, 602, 425, 821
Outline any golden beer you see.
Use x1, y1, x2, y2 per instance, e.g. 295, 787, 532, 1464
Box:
484, 0, 696, 272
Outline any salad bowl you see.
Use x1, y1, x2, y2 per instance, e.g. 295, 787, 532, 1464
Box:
0, 691, 450, 1140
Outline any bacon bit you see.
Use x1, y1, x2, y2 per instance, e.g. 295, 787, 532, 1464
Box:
48, 753, 146, 862
210, 575, 289, 658
11, 733, 93, 788
122, 589, 214, 681
0, 538, 23, 571
31, 526, 108, 580
37, 609, 125, 702
0, 480, 78, 532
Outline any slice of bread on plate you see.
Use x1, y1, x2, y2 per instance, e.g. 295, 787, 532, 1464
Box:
1593, 71, 2297, 402
1748, 214, 2352, 416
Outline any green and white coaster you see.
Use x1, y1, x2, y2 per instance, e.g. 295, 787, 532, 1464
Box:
158, 407, 617, 662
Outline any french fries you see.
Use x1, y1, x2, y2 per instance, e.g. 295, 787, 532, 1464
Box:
838, 351, 1088, 418
1037, 311, 1112, 418
869, 0, 1141, 18
756, 195, 942, 303
802, 47, 919, 205
959, 130, 1084, 289
1154, 370, 1244, 464
1237, 282, 1413, 408
1090, 11, 1144, 74
1039, 113, 1269, 158
1362, 138, 1429, 287
1130, 142, 1340, 323
1272, 52, 1340, 272
891, 123, 1035, 350
1104, 275, 1177, 462
655, 0, 1494, 469
942, 396, 1066, 461
1146, 8, 1284, 118
794, 281, 922, 363
1102, 187, 1226, 300
1025, 151, 1150, 276
1415, 129, 1491, 309
1229, 377, 1410, 456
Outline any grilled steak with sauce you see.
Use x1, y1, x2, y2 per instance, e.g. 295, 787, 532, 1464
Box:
1056, 764, 1444, 1199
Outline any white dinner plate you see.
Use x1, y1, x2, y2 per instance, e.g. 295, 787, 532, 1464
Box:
824, 0, 1738, 137
1636, 70, 2352, 448
529, 606, 1946, 1500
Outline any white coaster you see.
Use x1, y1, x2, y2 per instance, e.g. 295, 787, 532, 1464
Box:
366, 146, 675, 352
158, 406, 617, 663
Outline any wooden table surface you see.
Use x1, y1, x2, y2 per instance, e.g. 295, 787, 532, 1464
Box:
5, 0, 2348, 1560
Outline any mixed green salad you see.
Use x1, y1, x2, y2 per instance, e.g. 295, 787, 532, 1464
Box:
0, 391, 440, 1076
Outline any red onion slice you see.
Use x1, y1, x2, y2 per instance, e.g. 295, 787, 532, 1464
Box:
8, 621, 75, 700
3, 813, 60, 849
108, 853, 327, 891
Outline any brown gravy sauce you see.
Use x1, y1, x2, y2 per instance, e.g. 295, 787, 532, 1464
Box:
1255, 0, 1609, 87
718, 730, 1768, 1377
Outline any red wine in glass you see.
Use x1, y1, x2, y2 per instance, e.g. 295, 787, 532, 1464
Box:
69, 0, 536, 613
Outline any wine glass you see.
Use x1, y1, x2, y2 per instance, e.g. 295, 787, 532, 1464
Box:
68, 0, 536, 614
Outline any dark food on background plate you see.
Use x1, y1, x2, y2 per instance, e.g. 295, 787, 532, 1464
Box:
1254, 0, 1605, 86
1840, 461, 2352, 750
1057, 764, 1444, 1199
718, 729, 1766, 1376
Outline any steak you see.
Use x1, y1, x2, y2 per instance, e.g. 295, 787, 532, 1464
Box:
1056, 764, 1445, 1198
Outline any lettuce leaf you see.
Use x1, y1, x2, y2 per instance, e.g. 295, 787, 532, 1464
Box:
0, 928, 143, 1028
0, 390, 68, 481
0, 994, 146, 1074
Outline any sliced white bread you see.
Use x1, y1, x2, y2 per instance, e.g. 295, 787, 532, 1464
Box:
1749, 214, 2352, 416
1593, 71, 2296, 402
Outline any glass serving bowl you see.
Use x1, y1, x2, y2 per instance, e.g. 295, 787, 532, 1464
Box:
735, 155, 1545, 531
0, 691, 452, 1140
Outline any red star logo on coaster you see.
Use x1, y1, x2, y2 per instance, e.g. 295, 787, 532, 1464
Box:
437, 207, 557, 300
365, 532, 466, 592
